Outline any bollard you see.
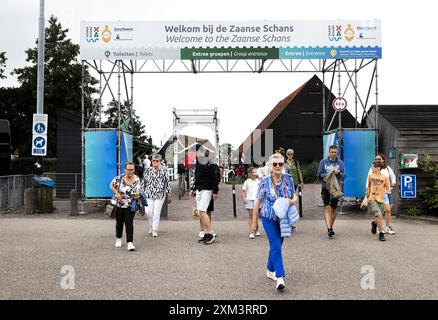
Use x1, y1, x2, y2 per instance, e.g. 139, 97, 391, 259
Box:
298, 185, 303, 218
161, 194, 168, 218
232, 184, 237, 218
24, 188, 35, 214
70, 189, 78, 216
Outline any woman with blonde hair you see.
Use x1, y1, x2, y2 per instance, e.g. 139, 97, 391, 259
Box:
252, 153, 297, 291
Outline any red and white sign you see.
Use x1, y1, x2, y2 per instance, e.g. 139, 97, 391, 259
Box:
332, 97, 347, 112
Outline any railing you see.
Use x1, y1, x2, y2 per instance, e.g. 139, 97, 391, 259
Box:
0, 173, 80, 212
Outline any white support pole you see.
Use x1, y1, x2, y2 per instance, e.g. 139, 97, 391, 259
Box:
36, 0, 45, 114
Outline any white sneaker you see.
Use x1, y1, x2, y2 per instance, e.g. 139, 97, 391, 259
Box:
276, 277, 285, 290
115, 238, 122, 248
266, 270, 277, 281
198, 231, 205, 238
152, 231, 158, 237
249, 233, 255, 239
255, 231, 261, 236
148, 227, 153, 235
127, 242, 135, 251
385, 226, 395, 235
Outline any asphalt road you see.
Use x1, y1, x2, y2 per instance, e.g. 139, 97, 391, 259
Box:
1, 216, 437, 300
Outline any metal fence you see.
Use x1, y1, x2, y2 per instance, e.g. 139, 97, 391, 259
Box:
0, 173, 80, 212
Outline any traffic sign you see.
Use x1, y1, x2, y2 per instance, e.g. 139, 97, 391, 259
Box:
400, 174, 416, 199
32, 114, 48, 156
332, 97, 347, 112
32, 114, 48, 134
32, 134, 47, 156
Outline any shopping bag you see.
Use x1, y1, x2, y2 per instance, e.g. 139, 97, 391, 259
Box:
360, 198, 368, 209
192, 203, 200, 218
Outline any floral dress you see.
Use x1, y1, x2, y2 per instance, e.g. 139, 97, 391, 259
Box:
111, 174, 142, 208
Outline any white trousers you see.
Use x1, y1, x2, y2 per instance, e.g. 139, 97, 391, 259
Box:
145, 198, 165, 231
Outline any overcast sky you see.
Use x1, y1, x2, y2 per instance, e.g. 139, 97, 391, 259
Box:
1, 0, 437, 149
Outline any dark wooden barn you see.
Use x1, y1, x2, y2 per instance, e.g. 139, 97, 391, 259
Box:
238, 75, 359, 163
365, 105, 438, 215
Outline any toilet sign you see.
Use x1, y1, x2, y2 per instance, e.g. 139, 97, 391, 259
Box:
332, 97, 347, 112
32, 114, 48, 156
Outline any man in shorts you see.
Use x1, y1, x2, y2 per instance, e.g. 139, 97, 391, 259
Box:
317, 145, 345, 238
190, 144, 220, 245
366, 160, 390, 241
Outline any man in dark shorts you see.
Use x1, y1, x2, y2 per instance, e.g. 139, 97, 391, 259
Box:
317, 145, 345, 238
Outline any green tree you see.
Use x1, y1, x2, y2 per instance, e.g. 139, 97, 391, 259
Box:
0, 52, 6, 79
10, 15, 97, 156
0, 86, 33, 155
104, 100, 149, 142
418, 155, 438, 211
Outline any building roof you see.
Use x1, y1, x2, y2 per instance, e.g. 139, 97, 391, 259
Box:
370, 105, 438, 129
238, 77, 311, 153
157, 134, 215, 157
238, 74, 357, 154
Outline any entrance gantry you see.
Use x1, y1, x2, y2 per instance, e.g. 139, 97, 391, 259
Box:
80, 20, 382, 202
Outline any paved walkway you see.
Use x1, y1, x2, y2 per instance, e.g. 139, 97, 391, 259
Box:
1, 217, 437, 300
1, 182, 437, 299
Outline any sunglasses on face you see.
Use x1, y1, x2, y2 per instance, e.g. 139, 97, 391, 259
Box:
287, 153, 293, 156
272, 162, 284, 167
125, 168, 135, 171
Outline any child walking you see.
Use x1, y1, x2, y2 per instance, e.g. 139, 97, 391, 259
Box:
242, 167, 261, 239
365, 160, 391, 241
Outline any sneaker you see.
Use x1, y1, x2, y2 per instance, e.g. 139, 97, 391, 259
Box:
212, 231, 217, 238
198, 231, 205, 238
127, 242, 136, 251
148, 227, 153, 235
249, 233, 255, 239
198, 234, 207, 243
204, 233, 215, 245
276, 277, 285, 290
378, 232, 386, 241
328, 229, 334, 238
385, 226, 395, 235
255, 231, 261, 236
266, 270, 277, 281
152, 231, 158, 238
115, 238, 122, 248
371, 221, 377, 235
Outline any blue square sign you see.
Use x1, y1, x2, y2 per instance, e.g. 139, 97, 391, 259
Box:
400, 174, 416, 199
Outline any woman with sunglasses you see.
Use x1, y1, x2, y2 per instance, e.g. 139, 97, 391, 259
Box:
251, 153, 297, 291
143, 153, 172, 237
109, 162, 142, 251
367, 153, 396, 235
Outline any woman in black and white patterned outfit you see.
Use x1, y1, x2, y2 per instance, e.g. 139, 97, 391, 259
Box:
143, 153, 172, 237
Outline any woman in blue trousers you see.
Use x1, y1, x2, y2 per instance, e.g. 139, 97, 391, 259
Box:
252, 153, 297, 290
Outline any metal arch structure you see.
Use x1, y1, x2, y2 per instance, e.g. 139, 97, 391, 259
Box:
81, 57, 379, 202
172, 108, 219, 176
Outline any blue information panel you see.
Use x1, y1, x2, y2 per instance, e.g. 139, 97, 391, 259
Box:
84, 130, 117, 198
400, 174, 416, 199
120, 131, 133, 174
342, 130, 376, 198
